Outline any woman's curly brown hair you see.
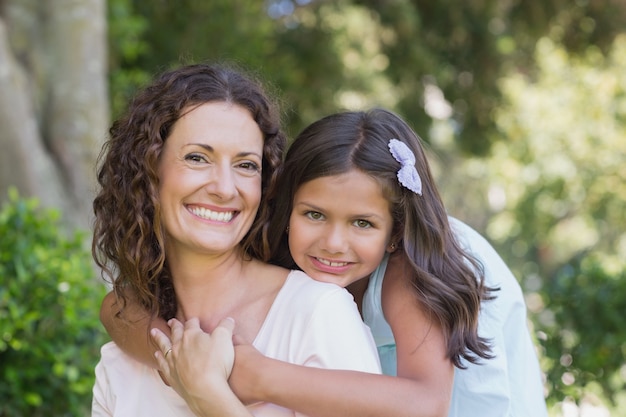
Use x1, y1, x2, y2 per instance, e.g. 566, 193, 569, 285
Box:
92, 63, 286, 321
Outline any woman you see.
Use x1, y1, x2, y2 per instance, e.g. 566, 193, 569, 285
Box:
90, 63, 381, 417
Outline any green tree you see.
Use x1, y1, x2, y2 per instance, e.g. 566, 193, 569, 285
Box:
352, 0, 626, 154
484, 36, 626, 408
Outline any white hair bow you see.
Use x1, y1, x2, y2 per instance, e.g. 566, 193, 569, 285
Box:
388, 139, 422, 195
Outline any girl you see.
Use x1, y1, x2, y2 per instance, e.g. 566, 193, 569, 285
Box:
105, 108, 547, 416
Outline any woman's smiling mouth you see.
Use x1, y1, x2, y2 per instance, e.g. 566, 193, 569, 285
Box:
188, 206, 236, 222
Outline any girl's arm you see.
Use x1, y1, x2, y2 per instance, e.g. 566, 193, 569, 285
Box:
100, 289, 169, 368
229, 253, 453, 417
230, 346, 451, 417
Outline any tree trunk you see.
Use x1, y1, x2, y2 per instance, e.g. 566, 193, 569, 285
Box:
0, 0, 108, 232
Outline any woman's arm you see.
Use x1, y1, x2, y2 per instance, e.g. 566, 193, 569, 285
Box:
152, 318, 253, 417
100, 290, 169, 368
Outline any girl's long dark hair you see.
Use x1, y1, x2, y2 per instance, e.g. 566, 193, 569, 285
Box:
260, 108, 496, 367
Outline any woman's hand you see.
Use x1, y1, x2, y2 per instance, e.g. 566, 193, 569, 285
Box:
151, 317, 242, 416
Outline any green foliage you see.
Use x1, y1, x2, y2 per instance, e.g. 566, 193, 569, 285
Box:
542, 254, 626, 404
423, 34, 626, 413
487, 35, 626, 276
0, 189, 107, 416
107, 0, 152, 118
107, 0, 626, 148
355, 0, 626, 154
481, 36, 626, 406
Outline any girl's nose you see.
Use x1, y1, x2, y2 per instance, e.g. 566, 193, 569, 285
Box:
321, 224, 349, 254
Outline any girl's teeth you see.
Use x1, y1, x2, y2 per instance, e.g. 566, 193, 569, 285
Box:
318, 258, 348, 267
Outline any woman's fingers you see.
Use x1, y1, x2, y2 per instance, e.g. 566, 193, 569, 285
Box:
150, 327, 172, 376
214, 317, 235, 337
168, 318, 185, 343
151, 328, 172, 357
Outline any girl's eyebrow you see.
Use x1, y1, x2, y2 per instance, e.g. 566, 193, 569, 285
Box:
294, 200, 384, 220
293, 201, 323, 211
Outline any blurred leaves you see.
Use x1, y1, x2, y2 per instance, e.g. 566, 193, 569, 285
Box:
542, 254, 626, 404
0, 189, 107, 416
488, 36, 626, 275
482, 35, 626, 406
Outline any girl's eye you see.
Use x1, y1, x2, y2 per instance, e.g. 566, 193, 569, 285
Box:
354, 219, 372, 229
305, 211, 324, 221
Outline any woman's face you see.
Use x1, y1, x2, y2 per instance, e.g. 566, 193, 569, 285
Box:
157, 101, 264, 257
288, 170, 395, 287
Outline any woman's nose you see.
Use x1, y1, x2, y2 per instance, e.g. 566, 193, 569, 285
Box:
204, 164, 237, 201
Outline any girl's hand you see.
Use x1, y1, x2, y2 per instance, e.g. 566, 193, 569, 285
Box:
151, 317, 237, 412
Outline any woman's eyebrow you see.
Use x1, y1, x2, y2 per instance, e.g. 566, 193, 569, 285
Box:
185, 143, 261, 159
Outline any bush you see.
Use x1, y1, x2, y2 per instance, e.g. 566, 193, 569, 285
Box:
0, 189, 107, 416
541, 252, 626, 405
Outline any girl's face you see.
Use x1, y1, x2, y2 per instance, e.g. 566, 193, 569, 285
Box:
158, 102, 264, 258
288, 170, 395, 287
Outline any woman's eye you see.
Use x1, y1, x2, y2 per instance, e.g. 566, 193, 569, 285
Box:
354, 219, 372, 229
305, 211, 324, 221
238, 161, 260, 172
184, 153, 207, 163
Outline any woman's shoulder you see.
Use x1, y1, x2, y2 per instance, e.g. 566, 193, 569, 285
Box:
268, 270, 355, 315
247, 261, 349, 305
285, 270, 347, 296
247, 258, 290, 286
257, 270, 361, 340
